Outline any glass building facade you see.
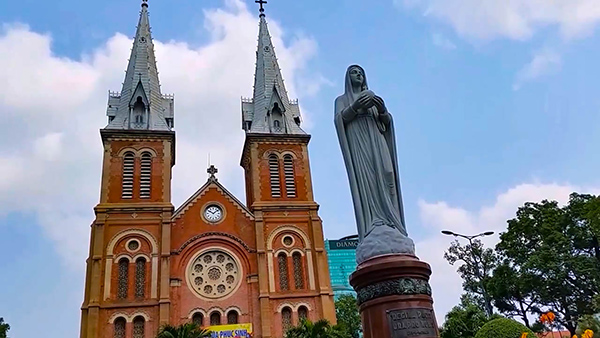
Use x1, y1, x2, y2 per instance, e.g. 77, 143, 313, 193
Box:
325, 235, 358, 300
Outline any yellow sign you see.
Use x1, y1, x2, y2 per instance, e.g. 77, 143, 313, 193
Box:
207, 323, 253, 338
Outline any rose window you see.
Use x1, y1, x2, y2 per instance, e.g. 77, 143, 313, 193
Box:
207, 267, 221, 280
188, 250, 240, 299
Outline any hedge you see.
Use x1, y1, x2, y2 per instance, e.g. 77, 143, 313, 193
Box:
475, 318, 536, 338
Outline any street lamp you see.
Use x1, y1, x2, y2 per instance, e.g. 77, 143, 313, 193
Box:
441, 230, 495, 317
441, 230, 495, 240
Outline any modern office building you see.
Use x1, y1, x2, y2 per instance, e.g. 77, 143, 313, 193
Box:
325, 235, 359, 299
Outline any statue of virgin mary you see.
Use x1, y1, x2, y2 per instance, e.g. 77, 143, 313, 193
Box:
335, 65, 415, 263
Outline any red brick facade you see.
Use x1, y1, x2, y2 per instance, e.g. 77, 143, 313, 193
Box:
79, 129, 335, 338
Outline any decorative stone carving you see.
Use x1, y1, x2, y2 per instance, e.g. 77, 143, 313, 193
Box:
356, 277, 432, 305
187, 250, 241, 299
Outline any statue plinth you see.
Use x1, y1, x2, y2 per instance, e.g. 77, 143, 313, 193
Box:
349, 254, 440, 338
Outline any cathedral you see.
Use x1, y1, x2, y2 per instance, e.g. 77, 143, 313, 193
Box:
79, 1, 336, 337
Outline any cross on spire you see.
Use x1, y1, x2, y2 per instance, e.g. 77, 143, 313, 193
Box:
207, 165, 218, 181
255, 0, 267, 17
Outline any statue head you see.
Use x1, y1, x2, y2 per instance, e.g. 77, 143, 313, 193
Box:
345, 65, 368, 95
349, 66, 365, 87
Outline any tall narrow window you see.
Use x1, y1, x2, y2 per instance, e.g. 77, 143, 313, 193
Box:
135, 257, 146, 298
227, 310, 239, 324
192, 313, 203, 326
210, 312, 221, 326
133, 316, 145, 338
269, 155, 281, 198
293, 252, 305, 289
283, 155, 296, 197
278, 253, 289, 291
298, 306, 308, 321
281, 307, 292, 331
114, 317, 126, 338
140, 152, 152, 199
132, 97, 146, 129
122, 152, 135, 199
117, 258, 129, 299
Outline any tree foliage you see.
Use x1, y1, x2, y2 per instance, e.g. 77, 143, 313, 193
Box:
0, 318, 9, 338
334, 295, 361, 338
577, 315, 600, 338
444, 238, 497, 316
493, 193, 600, 335
156, 323, 211, 338
440, 294, 499, 338
474, 318, 535, 338
285, 319, 348, 338
487, 262, 539, 327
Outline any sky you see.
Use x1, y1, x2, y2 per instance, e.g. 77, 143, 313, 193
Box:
1, 0, 600, 336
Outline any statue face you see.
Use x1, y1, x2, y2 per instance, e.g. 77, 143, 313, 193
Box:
349, 67, 364, 87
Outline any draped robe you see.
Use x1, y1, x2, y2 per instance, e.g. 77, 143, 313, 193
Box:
334, 65, 407, 240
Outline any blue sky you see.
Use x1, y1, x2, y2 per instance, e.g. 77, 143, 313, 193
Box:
2, 0, 600, 336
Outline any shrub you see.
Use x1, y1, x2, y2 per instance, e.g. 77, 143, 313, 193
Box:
474, 318, 535, 338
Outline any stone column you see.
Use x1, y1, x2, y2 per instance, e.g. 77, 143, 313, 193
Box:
349, 254, 439, 338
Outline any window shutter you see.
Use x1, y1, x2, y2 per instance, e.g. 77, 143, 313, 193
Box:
283, 155, 296, 197
140, 152, 152, 199
122, 152, 135, 199
269, 155, 281, 198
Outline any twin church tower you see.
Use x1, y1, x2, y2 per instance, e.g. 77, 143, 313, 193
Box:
79, 1, 336, 337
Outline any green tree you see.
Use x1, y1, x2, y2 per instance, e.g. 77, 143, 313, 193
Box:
577, 315, 600, 338
440, 294, 498, 338
334, 295, 361, 338
0, 318, 9, 338
285, 319, 348, 338
156, 323, 212, 338
444, 238, 498, 316
487, 262, 539, 328
495, 194, 600, 336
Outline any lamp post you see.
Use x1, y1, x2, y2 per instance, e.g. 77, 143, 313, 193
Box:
441, 230, 495, 317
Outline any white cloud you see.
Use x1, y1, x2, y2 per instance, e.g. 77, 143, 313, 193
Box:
513, 49, 562, 90
416, 182, 600, 324
431, 33, 457, 50
398, 0, 600, 41
0, 0, 322, 269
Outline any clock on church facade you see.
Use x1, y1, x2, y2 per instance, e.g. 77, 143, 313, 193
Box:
78, 2, 336, 338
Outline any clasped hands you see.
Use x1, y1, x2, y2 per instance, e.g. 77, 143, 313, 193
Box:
352, 90, 386, 114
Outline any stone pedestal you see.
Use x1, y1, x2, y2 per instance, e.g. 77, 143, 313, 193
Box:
349, 254, 439, 338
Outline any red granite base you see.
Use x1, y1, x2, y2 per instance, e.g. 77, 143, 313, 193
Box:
349, 254, 440, 338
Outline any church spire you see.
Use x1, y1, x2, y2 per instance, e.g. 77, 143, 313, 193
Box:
105, 0, 174, 131
241, 12, 305, 135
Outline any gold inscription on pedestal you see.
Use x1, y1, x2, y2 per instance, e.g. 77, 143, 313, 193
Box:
387, 308, 436, 338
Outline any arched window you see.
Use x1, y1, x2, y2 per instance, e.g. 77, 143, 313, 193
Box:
140, 152, 152, 199
272, 102, 283, 132
114, 317, 126, 338
210, 312, 221, 326
122, 152, 135, 199
283, 155, 296, 198
227, 310, 239, 324
117, 258, 129, 299
278, 253, 289, 291
269, 155, 281, 198
133, 316, 145, 338
292, 252, 304, 289
135, 257, 146, 298
281, 307, 292, 331
132, 97, 146, 129
298, 306, 308, 321
192, 312, 203, 326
